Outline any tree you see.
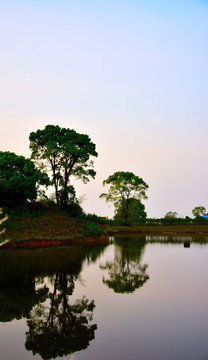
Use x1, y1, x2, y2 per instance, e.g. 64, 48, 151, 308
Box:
192, 206, 206, 218
0, 151, 49, 208
164, 211, 178, 219
29, 125, 98, 208
100, 171, 148, 223
100, 237, 149, 293
114, 198, 147, 224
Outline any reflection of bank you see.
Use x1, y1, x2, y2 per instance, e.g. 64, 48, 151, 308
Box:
0, 244, 106, 359
100, 236, 149, 293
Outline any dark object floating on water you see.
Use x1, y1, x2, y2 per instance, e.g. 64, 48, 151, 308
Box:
184, 241, 190, 248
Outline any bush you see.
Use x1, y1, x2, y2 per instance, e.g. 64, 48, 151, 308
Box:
66, 203, 83, 218
84, 213, 114, 225
0, 151, 49, 208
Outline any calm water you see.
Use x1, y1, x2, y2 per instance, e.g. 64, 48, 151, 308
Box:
0, 234, 208, 360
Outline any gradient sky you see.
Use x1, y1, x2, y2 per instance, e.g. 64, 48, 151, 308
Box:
0, 0, 207, 218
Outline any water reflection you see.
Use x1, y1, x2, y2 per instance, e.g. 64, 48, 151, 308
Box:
0, 244, 105, 359
0, 276, 47, 322
0, 235, 208, 360
100, 236, 149, 293
25, 273, 97, 359
145, 234, 208, 243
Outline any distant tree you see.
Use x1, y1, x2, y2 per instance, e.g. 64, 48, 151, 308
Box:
0, 151, 49, 208
114, 198, 147, 224
192, 206, 206, 218
100, 171, 148, 223
164, 211, 178, 219
29, 125, 98, 208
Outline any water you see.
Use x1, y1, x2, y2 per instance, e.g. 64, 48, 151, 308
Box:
0, 234, 208, 360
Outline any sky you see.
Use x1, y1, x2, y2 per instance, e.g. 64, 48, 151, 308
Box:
0, 0, 207, 218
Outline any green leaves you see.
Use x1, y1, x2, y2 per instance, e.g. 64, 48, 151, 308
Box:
100, 171, 149, 223
0, 152, 49, 208
192, 206, 206, 218
29, 125, 98, 208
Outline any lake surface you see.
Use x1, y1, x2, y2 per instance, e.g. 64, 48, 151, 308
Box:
0, 234, 208, 360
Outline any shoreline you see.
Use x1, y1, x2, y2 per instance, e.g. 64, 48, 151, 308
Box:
1, 224, 208, 249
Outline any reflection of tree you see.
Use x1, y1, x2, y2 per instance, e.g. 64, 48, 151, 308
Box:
0, 276, 48, 322
0, 244, 101, 359
25, 272, 97, 360
100, 236, 149, 293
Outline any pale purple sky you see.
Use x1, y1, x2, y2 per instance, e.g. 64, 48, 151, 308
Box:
0, 0, 207, 217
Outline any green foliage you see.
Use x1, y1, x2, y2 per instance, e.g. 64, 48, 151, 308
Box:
0, 151, 49, 208
114, 198, 147, 224
66, 202, 83, 218
29, 125, 98, 208
84, 213, 114, 225
143, 217, 208, 225
83, 221, 104, 236
192, 206, 206, 218
100, 171, 148, 223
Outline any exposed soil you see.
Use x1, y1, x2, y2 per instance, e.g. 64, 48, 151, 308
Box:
2, 234, 109, 249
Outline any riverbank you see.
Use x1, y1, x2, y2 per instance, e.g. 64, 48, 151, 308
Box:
1, 207, 208, 248
108, 224, 208, 235
1, 209, 104, 244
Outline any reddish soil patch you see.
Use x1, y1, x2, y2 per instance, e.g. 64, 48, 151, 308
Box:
3, 239, 66, 249
2, 235, 109, 249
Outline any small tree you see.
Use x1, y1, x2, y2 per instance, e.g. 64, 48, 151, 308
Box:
100, 171, 148, 223
192, 206, 206, 218
29, 125, 98, 208
0, 151, 49, 208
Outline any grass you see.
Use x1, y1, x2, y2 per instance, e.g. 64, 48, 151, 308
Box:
1, 206, 105, 244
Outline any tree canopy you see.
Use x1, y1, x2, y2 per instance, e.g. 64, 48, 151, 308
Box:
100, 171, 148, 223
29, 125, 98, 208
0, 151, 49, 208
114, 198, 147, 224
192, 206, 206, 218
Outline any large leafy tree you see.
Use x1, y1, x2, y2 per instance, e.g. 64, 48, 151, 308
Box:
100, 171, 148, 223
0, 151, 49, 208
29, 125, 98, 208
